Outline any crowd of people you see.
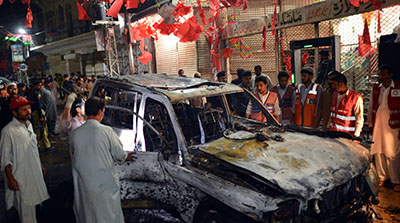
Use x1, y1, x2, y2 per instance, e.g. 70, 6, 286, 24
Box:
0, 64, 399, 222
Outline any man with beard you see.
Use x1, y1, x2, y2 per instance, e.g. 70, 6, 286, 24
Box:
271, 71, 296, 125
0, 96, 49, 223
329, 73, 364, 137
294, 67, 322, 127
313, 71, 339, 130
368, 65, 400, 191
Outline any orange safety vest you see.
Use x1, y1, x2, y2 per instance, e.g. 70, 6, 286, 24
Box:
271, 85, 295, 121
294, 83, 319, 127
329, 90, 362, 136
371, 81, 400, 129
250, 91, 278, 122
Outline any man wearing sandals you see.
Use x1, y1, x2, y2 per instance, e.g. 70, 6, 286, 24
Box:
368, 65, 400, 192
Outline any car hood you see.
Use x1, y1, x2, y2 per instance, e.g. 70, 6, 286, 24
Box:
197, 130, 370, 200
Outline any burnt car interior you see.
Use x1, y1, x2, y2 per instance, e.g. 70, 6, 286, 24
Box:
173, 95, 229, 146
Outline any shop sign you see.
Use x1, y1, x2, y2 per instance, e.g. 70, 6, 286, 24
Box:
223, 0, 399, 39
11, 44, 24, 62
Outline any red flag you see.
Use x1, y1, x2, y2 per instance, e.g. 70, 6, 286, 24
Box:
153, 22, 177, 35
76, 1, 90, 20
302, 52, 309, 67
221, 48, 233, 59
138, 51, 152, 64
197, 0, 207, 26
173, 2, 192, 18
140, 0, 145, 4
271, 0, 277, 36
0, 0, 3, 6
377, 11, 381, 33
126, 0, 139, 9
349, 0, 360, 7
358, 18, 373, 57
25, 6, 33, 28
106, 0, 124, 18
262, 26, 266, 51
174, 16, 204, 42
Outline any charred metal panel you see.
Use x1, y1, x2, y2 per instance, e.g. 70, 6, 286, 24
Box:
197, 130, 370, 204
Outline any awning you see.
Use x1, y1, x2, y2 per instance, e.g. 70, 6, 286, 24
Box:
30, 31, 97, 56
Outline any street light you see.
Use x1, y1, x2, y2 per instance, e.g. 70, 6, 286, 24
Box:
18, 28, 26, 34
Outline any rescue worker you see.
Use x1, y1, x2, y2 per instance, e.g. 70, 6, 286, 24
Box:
0, 96, 50, 223
251, 65, 272, 91
271, 71, 295, 125
368, 65, 400, 191
0, 82, 19, 136
70, 96, 136, 223
329, 73, 364, 137
313, 71, 339, 130
246, 76, 280, 122
28, 79, 52, 151
294, 67, 322, 127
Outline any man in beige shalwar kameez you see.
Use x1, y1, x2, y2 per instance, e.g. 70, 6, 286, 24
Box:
368, 65, 400, 191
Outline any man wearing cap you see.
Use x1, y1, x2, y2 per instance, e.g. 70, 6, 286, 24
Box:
28, 79, 52, 151
0, 82, 19, 136
294, 67, 323, 127
0, 96, 50, 223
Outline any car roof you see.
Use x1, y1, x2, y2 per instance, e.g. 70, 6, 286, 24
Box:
117, 74, 244, 102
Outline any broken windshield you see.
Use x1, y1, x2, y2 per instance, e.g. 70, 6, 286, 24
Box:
173, 90, 278, 146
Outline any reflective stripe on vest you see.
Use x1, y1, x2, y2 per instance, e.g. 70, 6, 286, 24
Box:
329, 90, 361, 135
294, 83, 318, 127
250, 92, 277, 122
271, 86, 294, 120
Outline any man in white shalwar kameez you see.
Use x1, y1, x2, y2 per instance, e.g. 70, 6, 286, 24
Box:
368, 65, 400, 191
0, 96, 50, 223
71, 96, 135, 223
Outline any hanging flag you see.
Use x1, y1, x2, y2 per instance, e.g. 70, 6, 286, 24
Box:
197, 0, 207, 26
377, 11, 381, 33
77, 1, 90, 20
239, 39, 252, 58
0, 0, 3, 6
302, 52, 309, 67
106, 0, 124, 18
138, 51, 152, 64
221, 48, 233, 59
349, 0, 360, 7
153, 22, 177, 35
271, 0, 277, 36
126, 0, 139, 9
262, 26, 267, 51
174, 16, 204, 42
358, 18, 374, 57
25, 6, 33, 28
173, 2, 192, 18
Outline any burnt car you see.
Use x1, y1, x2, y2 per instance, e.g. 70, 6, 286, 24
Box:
89, 74, 379, 223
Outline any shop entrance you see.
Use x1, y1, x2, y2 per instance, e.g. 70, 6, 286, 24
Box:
290, 36, 341, 85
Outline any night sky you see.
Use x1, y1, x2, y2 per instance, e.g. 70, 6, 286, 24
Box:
0, 0, 41, 35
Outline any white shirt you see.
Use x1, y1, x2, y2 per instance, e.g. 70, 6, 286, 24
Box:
71, 119, 127, 223
0, 118, 49, 209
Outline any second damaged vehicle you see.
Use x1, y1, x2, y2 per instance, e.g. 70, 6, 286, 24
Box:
90, 74, 379, 223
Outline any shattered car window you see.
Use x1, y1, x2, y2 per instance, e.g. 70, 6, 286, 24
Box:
173, 95, 229, 146
143, 98, 178, 153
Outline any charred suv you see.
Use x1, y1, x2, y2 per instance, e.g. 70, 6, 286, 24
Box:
90, 74, 379, 223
